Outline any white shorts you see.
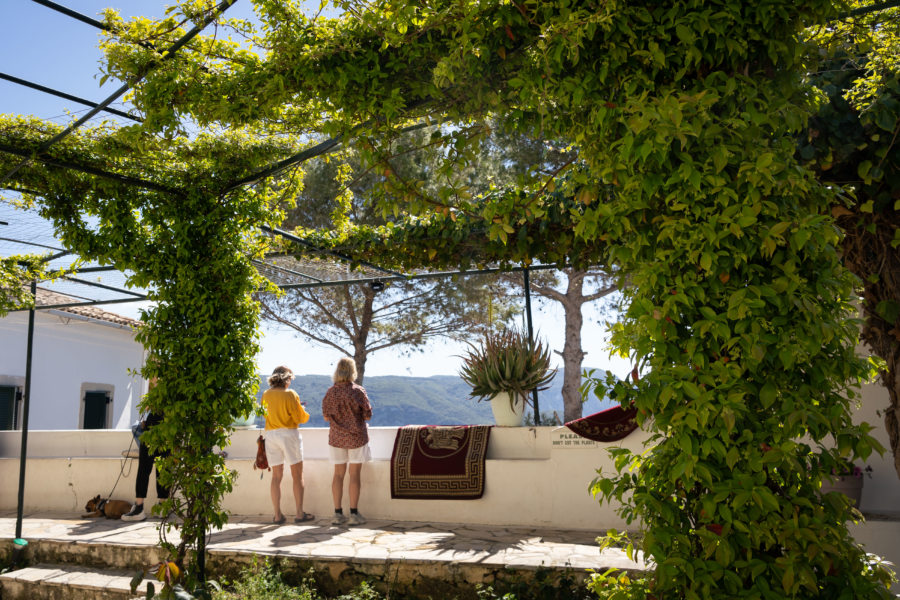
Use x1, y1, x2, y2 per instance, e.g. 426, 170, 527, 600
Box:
265, 428, 304, 467
329, 444, 372, 464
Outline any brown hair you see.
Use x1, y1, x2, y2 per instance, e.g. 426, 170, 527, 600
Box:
332, 358, 358, 384
268, 365, 293, 388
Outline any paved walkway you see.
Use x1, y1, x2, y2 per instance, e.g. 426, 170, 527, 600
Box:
1, 511, 644, 573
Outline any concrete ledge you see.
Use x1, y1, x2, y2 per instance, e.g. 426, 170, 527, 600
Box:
0, 564, 157, 600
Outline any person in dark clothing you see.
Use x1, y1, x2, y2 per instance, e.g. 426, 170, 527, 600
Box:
122, 381, 170, 522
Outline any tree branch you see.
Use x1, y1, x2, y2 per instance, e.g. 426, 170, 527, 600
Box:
259, 302, 351, 354
583, 284, 617, 303
530, 283, 567, 304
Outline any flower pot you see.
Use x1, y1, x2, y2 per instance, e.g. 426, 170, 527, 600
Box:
490, 392, 526, 426
821, 475, 864, 508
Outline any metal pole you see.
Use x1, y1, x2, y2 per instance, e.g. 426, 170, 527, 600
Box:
0, 72, 142, 122
198, 515, 207, 583
15, 280, 37, 539
523, 268, 541, 425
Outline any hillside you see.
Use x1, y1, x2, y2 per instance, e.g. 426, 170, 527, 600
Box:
253, 371, 617, 427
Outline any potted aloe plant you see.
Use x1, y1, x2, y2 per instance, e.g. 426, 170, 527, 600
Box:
459, 327, 557, 426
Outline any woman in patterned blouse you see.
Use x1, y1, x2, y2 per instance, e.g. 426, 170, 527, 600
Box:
322, 357, 373, 526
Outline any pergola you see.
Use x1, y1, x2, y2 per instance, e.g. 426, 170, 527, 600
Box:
0, 0, 557, 555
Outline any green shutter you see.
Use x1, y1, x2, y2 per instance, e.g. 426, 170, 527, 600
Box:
0, 386, 15, 431
83, 391, 110, 429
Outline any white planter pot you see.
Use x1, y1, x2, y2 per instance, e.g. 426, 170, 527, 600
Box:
490, 392, 526, 426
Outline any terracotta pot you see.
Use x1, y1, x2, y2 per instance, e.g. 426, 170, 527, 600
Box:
490, 391, 526, 426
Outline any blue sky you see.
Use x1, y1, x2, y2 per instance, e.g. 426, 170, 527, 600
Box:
0, 1, 632, 379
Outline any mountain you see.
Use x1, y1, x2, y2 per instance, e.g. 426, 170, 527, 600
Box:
252, 371, 618, 427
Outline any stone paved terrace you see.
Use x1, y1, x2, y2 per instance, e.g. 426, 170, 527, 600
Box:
0, 511, 646, 599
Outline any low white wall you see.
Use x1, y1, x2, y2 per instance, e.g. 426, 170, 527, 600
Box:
3, 424, 897, 577
0, 427, 645, 531
852, 374, 900, 515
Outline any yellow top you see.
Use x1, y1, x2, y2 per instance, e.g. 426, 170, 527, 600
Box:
262, 388, 309, 430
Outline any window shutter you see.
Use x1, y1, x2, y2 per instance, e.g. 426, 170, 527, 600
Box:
83, 391, 110, 429
0, 386, 15, 431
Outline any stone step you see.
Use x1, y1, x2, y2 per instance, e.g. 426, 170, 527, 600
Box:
18, 538, 167, 573
2, 514, 647, 597
0, 563, 157, 600
3, 536, 635, 599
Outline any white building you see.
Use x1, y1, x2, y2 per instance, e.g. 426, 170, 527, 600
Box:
0, 288, 146, 431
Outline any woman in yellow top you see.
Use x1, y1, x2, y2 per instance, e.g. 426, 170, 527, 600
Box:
262, 365, 313, 524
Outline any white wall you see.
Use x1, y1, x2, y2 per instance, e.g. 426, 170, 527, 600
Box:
0, 427, 641, 531
2, 424, 897, 586
853, 374, 900, 514
0, 311, 146, 430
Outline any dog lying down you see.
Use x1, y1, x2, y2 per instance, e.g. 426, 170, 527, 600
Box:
82, 495, 133, 519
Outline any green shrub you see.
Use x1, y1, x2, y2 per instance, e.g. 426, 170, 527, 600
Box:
214, 563, 313, 600
212, 560, 385, 600
476, 569, 593, 600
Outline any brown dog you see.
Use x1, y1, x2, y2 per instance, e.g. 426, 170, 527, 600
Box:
82, 495, 133, 519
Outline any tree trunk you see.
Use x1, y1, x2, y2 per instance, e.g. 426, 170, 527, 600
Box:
354, 346, 368, 385
560, 273, 586, 423
837, 211, 900, 481
528, 268, 616, 423
350, 284, 377, 384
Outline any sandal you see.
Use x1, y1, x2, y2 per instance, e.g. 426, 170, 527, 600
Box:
294, 512, 315, 523
273, 515, 286, 525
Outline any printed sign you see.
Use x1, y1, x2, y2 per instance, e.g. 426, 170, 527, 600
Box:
551, 430, 601, 449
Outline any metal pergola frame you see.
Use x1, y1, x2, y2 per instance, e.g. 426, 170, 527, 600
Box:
1, 0, 237, 573
0, 0, 557, 568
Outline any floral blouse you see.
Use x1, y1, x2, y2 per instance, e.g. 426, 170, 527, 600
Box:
322, 382, 372, 449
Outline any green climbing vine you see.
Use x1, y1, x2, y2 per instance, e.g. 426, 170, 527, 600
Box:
293, 182, 612, 272
0, 115, 300, 586
0, 255, 52, 316
3, 0, 898, 597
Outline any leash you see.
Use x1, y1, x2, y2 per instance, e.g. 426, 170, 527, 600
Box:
104, 428, 138, 503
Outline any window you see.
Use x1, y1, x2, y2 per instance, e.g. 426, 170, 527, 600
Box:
0, 385, 21, 430
83, 390, 111, 429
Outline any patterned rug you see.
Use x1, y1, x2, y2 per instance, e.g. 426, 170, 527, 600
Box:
565, 405, 639, 442
390, 425, 492, 500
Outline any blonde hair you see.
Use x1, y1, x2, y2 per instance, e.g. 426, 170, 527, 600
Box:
332, 358, 358, 384
268, 365, 293, 388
